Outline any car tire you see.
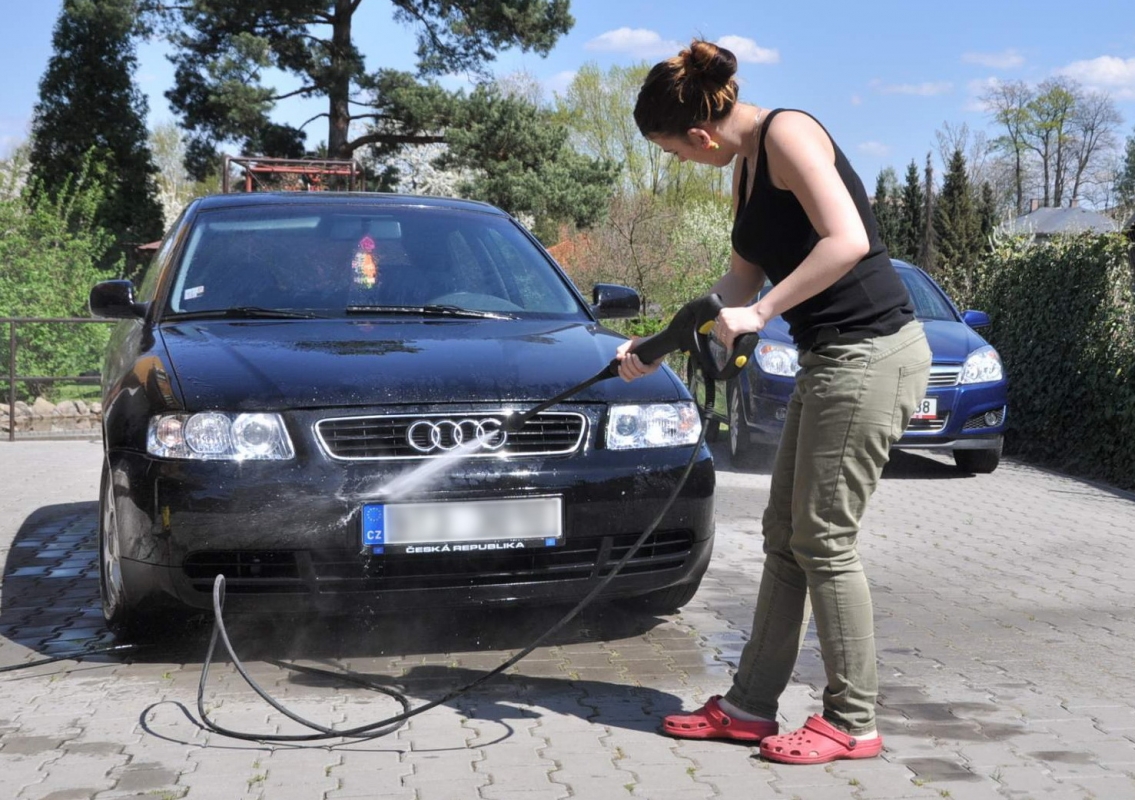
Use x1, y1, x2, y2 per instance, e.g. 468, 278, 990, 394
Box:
727, 380, 760, 467
953, 443, 1002, 474
622, 577, 703, 614
99, 465, 159, 643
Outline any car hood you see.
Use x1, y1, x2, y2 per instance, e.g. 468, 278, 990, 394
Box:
159, 318, 683, 411
760, 316, 989, 364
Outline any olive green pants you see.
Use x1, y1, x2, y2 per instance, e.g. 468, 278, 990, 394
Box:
724, 320, 931, 735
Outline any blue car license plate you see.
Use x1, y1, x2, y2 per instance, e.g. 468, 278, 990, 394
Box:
362, 496, 563, 554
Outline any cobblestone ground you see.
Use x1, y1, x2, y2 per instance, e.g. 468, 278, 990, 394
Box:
2, 439, 1135, 799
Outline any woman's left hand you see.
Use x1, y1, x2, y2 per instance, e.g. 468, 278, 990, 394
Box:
714, 305, 766, 350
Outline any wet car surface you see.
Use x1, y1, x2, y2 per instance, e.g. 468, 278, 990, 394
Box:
91, 192, 714, 640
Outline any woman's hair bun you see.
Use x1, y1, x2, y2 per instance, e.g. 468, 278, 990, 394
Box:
681, 40, 738, 88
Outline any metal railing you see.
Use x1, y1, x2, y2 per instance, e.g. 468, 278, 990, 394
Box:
2, 317, 114, 442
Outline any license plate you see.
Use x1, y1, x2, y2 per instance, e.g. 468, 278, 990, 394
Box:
361, 497, 562, 554
911, 397, 938, 420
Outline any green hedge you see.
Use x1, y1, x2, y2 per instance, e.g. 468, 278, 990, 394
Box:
971, 233, 1135, 491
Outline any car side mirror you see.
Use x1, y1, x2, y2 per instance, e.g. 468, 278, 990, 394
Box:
962, 309, 991, 329
90, 280, 148, 319
591, 283, 641, 319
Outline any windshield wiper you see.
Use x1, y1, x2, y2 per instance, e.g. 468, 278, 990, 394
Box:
345, 304, 514, 320
166, 306, 324, 320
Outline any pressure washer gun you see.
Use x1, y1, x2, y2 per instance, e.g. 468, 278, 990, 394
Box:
504, 293, 761, 431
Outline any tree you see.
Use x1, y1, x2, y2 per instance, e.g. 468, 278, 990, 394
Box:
871, 167, 902, 255
30, 0, 164, 271
983, 80, 1033, 214
0, 160, 114, 399
156, 0, 573, 170
1116, 128, 1135, 215
553, 62, 727, 201
934, 149, 982, 305
1067, 90, 1123, 205
439, 84, 618, 243
150, 121, 214, 229
895, 160, 924, 264
918, 153, 936, 271
1024, 78, 1078, 207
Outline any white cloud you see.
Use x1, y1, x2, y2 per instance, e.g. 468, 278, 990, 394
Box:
850, 94, 862, 106
717, 35, 779, 65
585, 28, 682, 59
1057, 55, 1135, 99
962, 49, 1025, 70
858, 141, 890, 158
870, 79, 953, 97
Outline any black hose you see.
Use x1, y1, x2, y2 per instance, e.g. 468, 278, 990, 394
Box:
194, 409, 713, 743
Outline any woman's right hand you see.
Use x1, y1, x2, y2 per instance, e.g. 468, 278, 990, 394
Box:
615, 337, 662, 382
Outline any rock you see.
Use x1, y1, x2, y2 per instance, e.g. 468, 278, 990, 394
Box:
32, 397, 56, 417
14, 401, 32, 417
74, 399, 90, 416
90, 402, 102, 415
55, 400, 80, 417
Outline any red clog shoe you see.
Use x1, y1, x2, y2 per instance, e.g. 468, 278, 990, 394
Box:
662, 696, 779, 742
759, 714, 883, 764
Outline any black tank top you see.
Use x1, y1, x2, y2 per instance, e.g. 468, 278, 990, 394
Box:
732, 109, 913, 351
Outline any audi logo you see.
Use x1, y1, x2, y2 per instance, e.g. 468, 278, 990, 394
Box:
406, 418, 508, 454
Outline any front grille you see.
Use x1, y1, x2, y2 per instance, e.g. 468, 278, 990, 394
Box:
316, 411, 586, 460
963, 407, 1005, 431
906, 414, 949, 433
928, 366, 961, 387
182, 530, 694, 595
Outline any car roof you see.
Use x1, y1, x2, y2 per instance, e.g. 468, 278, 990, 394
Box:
192, 191, 509, 217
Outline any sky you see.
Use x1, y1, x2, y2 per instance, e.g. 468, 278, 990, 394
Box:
4, 0, 1135, 192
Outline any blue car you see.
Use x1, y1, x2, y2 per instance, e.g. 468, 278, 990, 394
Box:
717, 259, 1008, 473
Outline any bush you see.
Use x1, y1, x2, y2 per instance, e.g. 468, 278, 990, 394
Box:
973, 233, 1135, 490
0, 166, 116, 401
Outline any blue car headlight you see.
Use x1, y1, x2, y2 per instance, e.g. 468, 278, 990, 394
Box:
755, 341, 799, 377
147, 412, 295, 460
960, 346, 1004, 384
606, 402, 702, 450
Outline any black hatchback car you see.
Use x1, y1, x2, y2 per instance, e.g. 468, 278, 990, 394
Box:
91, 193, 714, 639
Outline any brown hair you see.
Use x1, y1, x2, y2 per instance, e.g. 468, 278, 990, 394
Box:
634, 40, 739, 137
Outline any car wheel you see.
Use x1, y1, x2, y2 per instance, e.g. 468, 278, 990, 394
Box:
727, 380, 759, 467
954, 443, 1002, 474
99, 465, 156, 642
622, 577, 703, 614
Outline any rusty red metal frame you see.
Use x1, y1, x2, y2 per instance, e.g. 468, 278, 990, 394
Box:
222, 155, 365, 193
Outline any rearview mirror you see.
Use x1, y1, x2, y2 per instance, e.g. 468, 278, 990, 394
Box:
591, 283, 640, 319
90, 280, 147, 319
962, 309, 991, 329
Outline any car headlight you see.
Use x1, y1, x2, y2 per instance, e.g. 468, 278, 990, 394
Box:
959, 345, 1004, 384
606, 402, 702, 450
147, 412, 295, 460
755, 341, 799, 377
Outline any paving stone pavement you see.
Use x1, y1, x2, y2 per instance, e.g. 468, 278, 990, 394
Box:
2, 439, 1135, 799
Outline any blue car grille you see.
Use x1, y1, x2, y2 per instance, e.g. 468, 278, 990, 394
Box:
181, 530, 694, 594
928, 366, 961, 387
315, 411, 586, 460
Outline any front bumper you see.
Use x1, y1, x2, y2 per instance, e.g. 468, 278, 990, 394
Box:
106, 434, 715, 615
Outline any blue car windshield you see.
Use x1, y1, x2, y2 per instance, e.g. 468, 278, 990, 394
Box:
897, 269, 958, 322
165, 205, 588, 319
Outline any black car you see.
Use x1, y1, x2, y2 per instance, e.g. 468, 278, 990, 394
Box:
91, 192, 714, 640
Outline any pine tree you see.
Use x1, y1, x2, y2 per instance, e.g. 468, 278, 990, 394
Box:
918, 154, 936, 272
934, 149, 982, 304
896, 160, 924, 263
29, 0, 163, 274
872, 167, 902, 255
1116, 127, 1135, 215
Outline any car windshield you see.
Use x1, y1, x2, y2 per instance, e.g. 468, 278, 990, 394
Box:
164, 205, 588, 319
896, 268, 959, 322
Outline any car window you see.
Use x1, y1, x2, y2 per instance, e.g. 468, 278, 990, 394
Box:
164, 205, 587, 318
897, 269, 958, 322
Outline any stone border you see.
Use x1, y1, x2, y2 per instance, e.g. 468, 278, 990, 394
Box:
1, 398, 103, 434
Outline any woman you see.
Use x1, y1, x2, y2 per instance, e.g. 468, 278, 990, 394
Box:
616, 40, 932, 765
